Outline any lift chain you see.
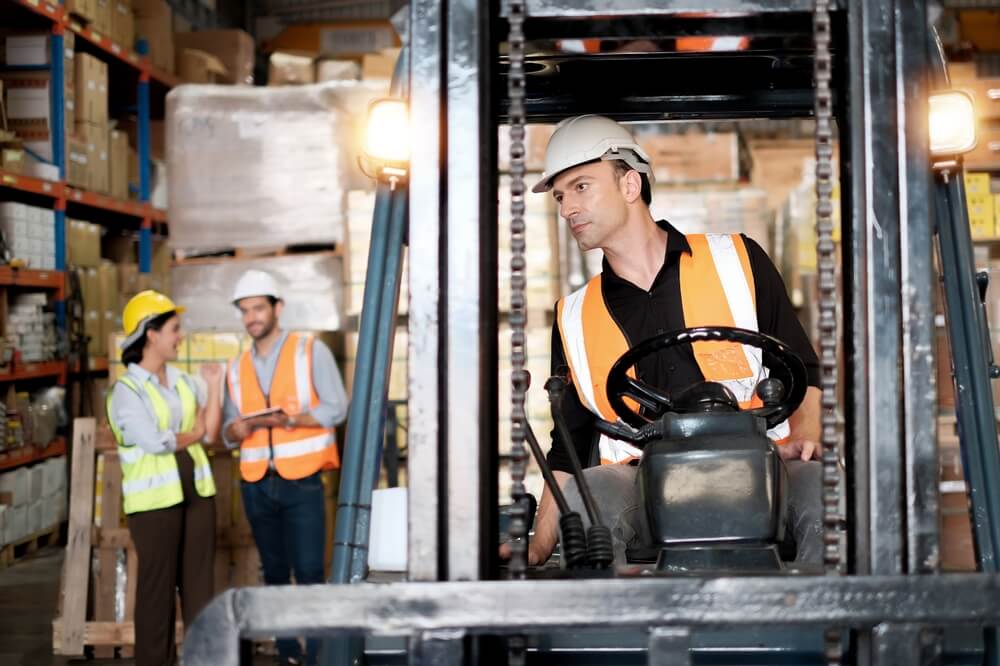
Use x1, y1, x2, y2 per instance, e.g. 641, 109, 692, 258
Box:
814, 0, 844, 662
507, 0, 530, 583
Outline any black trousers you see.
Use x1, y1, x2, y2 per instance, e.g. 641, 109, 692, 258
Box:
126, 451, 216, 666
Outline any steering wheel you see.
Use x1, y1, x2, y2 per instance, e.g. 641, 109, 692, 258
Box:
606, 326, 808, 429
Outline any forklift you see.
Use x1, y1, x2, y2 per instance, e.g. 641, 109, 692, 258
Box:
184, 1, 1000, 664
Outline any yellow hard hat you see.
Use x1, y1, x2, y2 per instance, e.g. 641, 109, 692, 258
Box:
120, 290, 185, 349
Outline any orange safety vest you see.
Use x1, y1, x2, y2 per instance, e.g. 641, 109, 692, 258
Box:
556, 233, 790, 465
227, 332, 340, 481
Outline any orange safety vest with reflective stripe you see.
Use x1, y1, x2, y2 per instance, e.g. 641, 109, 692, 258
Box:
556, 233, 790, 465
227, 332, 340, 481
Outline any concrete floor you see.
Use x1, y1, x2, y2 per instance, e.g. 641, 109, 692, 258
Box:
0, 546, 280, 665
0, 547, 118, 666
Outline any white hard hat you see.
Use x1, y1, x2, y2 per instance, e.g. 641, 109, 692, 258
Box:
232, 269, 281, 304
531, 115, 655, 194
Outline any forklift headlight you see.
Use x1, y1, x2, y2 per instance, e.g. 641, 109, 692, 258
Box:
929, 90, 977, 156
363, 98, 410, 180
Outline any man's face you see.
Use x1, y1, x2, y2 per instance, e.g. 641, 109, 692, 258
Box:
236, 296, 280, 340
550, 161, 629, 252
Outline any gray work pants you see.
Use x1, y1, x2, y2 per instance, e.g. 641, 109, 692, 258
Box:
561, 460, 823, 567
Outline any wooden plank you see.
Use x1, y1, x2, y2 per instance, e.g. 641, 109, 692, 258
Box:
120, 547, 139, 658
93, 451, 122, 657
53, 620, 184, 648
212, 452, 235, 593
52, 417, 96, 656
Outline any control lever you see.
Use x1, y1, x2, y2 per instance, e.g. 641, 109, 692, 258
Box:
593, 418, 663, 444
519, 371, 588, 569
976, 271, 1000, 379
545, 370, 614, 569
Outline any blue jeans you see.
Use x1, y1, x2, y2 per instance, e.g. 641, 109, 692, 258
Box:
241, 470, 326, 664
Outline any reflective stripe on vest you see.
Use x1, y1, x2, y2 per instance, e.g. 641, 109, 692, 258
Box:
107, 373, 217, 514
229, 332, 340, 482
557, 233, 790, 466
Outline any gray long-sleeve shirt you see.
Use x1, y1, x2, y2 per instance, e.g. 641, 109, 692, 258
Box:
222, 330, 349, 449
108, 364, 207, 454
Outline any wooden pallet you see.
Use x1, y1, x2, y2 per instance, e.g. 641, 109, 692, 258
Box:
51, 419, 268, 657
0, 521, 61, 568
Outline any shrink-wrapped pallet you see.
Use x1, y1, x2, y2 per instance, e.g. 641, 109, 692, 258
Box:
166, 81, 387, 251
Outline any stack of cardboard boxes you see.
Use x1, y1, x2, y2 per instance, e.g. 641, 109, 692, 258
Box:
7, 293, 58, 363
71, 227, 170, 358
71, 54, 109, 193
0, 456, 68, 546
1, 33, 75, 170
132, 0, 173, 72
0, 203, 57, 270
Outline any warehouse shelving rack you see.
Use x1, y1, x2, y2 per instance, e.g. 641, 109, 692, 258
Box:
1, 0, 174, 380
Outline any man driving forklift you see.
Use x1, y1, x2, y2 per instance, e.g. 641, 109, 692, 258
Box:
502, 115, 824, 568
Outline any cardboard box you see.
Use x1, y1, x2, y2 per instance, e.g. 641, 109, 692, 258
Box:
0, 468, 29, 507
41, 457, 66, 497
315, 59, 360, 82
177, 48, 229, 84
965, 172, 992, 198
968, 193, 996, 238
98, 260, 120, 314
361, 48, 400, 81
27, 498, 43, 534
68, 220, 102, 268
174, 30, 255, 85
93, 0, 114, 37
1, 147, 24, 174
6, 34, 57, 66
76, 121, 110, 194
638, 131, 747, 184
67, 138, 89, 188
112, 0, 135, 50
74, 53, 108, 125
1, 73, 74, 153
268, 51, 314, 86
26, 465, 44, 504
3, 505, 27, 544
109, 129, 129, 199
133, 0, 174, 72
151, 239, 170, 276
66, 0, 98, 23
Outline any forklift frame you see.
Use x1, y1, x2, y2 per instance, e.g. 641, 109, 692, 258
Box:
184, 1, 1000, 664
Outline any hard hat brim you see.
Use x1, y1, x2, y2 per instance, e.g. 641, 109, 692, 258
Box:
119, 306, 185, 350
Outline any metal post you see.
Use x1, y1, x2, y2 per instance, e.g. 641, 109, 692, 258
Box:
896, 0, 940, 576
136, 41, 153, 274
408, 0, 445, 583
349, 190, 407, 579
935, 175, 1000, 665
445, 0, 497, 583
846, 0, 905, 578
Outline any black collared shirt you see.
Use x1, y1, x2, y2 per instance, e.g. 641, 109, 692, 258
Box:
546, 219, 821, 473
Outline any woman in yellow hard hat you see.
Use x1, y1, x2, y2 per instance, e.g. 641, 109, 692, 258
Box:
105, 290, 221, 666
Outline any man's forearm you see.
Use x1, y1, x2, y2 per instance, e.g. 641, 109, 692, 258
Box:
530, 470, 572, 564
788, 386, 821, 443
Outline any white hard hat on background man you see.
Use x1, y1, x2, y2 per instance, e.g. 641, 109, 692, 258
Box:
531, 114, 656, 194
232, 269, 282, 304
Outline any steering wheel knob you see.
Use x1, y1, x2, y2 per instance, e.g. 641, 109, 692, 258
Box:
755, 377, 786, 407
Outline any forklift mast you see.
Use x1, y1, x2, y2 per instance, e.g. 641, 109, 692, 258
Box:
184, 2, 1000, 665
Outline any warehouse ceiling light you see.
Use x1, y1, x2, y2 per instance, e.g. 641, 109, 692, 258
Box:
362, 98, 410, 185
929, 90, 977, 158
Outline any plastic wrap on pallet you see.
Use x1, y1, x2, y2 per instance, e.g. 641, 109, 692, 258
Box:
115, 548, 126, 623
171, 253, 345, 332
166, 81, 387, 251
